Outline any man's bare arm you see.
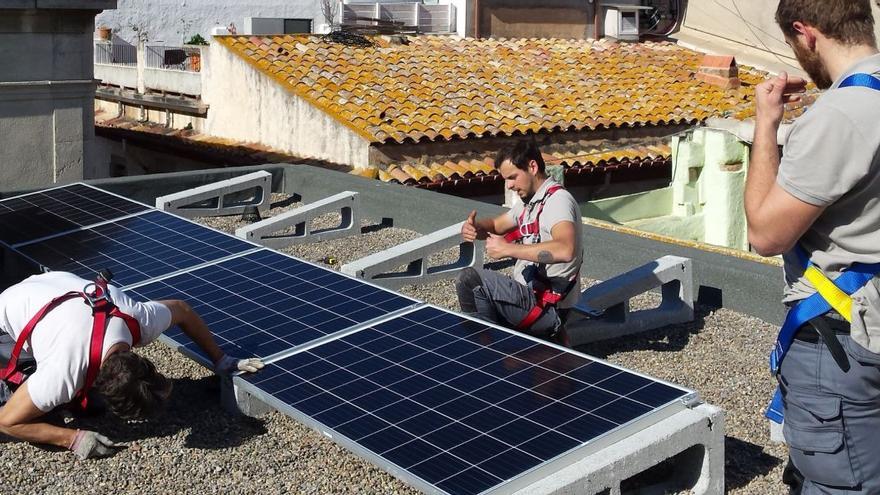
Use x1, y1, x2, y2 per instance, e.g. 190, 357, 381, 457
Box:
486, 221, 578, 263
0, 382, 76, 448
159, 299, 225, 365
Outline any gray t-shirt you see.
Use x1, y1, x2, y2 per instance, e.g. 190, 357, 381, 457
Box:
777, 53, 880, 351
506, 178, 584, 308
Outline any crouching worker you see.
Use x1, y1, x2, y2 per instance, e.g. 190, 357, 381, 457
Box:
456, 139, 583, 344
0, 271, 264, 459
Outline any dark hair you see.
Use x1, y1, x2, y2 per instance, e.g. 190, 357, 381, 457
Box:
93, 351, 171, 420
776, 0, 876, 46
494, 139, 545, 174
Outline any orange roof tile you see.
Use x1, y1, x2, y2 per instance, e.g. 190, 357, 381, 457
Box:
216, 35, 790, 145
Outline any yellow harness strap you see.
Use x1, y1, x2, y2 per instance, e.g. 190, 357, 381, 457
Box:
804, 265, 853, 322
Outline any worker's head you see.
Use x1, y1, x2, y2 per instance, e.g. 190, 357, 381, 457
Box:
94, 351, 173, 420
494, 139, 546, 200
776, 0, 877, 88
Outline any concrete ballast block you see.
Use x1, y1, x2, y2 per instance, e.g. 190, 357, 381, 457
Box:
515, 403, 725, 495
235, 191, 361, 248
341, 223, 483, 290
155, 170, 272, 218
568, 255, 695, 346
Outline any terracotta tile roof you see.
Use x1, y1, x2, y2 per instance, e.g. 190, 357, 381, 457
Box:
216, 34, 782, 144
369, 143, 672, 195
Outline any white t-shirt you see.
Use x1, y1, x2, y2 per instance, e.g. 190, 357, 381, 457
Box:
0, 272, 172, 412
506, 178, 584, 308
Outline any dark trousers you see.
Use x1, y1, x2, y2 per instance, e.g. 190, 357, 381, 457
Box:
455, 268, 562, 338
779, 323, 880, 494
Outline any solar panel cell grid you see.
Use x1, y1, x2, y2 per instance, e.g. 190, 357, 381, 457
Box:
16, 210, 254, 287
127, 249, 416, 362
242, 306, 688, 495
0, 184, 149, 246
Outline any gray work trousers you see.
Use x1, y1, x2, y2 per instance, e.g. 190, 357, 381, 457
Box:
779, 331, 880, 494
455, 268, 561, 338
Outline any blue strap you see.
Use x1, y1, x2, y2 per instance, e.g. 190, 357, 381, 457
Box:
765, 246, 880, 423
839, 73, 880, 91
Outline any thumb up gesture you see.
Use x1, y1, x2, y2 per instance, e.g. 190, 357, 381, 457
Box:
461, 210, 479, 242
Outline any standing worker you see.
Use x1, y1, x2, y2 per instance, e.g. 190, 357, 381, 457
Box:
0, 271, 264, 459
745, 1, 880, 492
456, 139, 583, 344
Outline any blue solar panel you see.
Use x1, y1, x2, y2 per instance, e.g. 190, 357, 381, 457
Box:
240, 306, 690, 495
15, 210, 255, 287
127, 249, 417, 362
0, 183, 148, 246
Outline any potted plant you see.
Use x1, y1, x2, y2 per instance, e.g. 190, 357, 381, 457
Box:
184, 34, 209, 71
96, 25, 112, 41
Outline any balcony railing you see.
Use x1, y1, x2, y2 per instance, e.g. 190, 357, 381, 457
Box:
145, 45, 203, 72
94, 41, 137, 66
93, 41, 203, 97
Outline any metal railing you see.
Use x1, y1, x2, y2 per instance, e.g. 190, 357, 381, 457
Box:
94, 41, 137, 66
145, 44, 203, 72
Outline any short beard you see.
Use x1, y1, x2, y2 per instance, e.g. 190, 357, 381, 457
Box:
791, 42, 832, 89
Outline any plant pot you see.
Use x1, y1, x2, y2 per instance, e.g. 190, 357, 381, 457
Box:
97, 26, 112, 41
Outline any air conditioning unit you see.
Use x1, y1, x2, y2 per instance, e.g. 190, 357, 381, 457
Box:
603, 3, 652, 41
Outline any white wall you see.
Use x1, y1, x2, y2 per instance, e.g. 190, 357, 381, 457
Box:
682, 0, 880, 59
96, 0, 325, 45
202, 43, 372, 168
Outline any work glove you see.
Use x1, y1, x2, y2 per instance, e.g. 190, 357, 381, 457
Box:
214, 354, 264, 375
68, 430, 124, 460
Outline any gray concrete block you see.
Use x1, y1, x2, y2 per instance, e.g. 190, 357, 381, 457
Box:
515, 404, 725, 495
235, 191, 361, 248
341, 223, 483, 289
568, 256, 695, 346
155, 170, 271, 218
220, 376, 273, 417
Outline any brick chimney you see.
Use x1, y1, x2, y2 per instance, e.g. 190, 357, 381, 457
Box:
696, 55, 741, 89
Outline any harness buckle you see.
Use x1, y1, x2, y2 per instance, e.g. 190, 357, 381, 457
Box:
81, 283, 113, 309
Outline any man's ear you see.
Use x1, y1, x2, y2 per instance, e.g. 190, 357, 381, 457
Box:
792, 21, 817, 50
528, 159, 539, 175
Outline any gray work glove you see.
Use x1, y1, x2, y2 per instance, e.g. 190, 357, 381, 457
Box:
214, 354, 264, 375
68, 430, 124, 460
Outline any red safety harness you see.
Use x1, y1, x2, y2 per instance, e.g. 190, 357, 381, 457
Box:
504, 184, 579, 330
0, 271, 141, 409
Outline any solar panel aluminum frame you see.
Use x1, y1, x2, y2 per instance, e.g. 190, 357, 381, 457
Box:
124, 248, 421, 369
0, 182, 151, 249
233, 305, 700, 495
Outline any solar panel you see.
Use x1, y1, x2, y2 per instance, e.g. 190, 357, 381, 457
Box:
238, 306, 693, 495
15, 210, 256, 288
127, 249, 418, 363
0, 183, 148, 246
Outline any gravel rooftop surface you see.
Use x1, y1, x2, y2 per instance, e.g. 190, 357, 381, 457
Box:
1, 195, 787, 494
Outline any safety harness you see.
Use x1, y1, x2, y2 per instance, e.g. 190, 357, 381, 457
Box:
0, 270, 141, 410
765, 72, 880, 424
504, 183, 578, 330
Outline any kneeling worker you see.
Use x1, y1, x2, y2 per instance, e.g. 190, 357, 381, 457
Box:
457, 139, 583, 342
0, 271, 264, 459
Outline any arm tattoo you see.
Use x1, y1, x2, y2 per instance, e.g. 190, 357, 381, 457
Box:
537, 250, 554, 264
